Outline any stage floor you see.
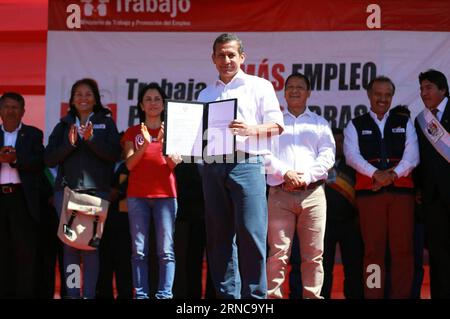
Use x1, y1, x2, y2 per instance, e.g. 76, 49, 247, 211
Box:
54, 262, 431, 299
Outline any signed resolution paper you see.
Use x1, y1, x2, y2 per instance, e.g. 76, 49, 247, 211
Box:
164, 101, 204, 157
164, 99, 237, 157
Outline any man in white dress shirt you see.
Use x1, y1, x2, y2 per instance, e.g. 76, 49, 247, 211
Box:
266, 73, 335, 299
344, 76, 419, 298
197, 33, 284, 299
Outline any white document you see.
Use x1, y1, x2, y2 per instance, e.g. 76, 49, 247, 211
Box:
164, 101, 204, 157
164, 99, 237, 157
206, 99, 236, 156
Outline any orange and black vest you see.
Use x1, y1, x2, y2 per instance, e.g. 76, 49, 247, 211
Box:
352, 112, 414, 193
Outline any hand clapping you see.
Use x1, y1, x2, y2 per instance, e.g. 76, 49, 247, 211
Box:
140, 123, 151, 146
68, 125, 78, 145
79, 121, 93, 140
0, 146, 17, 163
70, 122, 94, 144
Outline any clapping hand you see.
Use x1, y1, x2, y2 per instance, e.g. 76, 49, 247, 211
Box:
81, 121, 93, 140
68, 124, 78, 146
157, 122, 165, 143
0, 146, 17, 163
140, 123, 151, 146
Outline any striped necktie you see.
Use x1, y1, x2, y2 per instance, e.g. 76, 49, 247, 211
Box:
431, 108, 439, 119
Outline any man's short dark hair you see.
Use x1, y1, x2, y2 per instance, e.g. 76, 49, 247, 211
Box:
285, 73, 311, 91
0, 92, 25, 108
419, 69, 449, 97
213, 33, 244, 54
367, 76, 396, 95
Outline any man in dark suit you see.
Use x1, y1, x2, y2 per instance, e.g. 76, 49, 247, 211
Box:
415, 69, 450, 298
0, 92, 44, 298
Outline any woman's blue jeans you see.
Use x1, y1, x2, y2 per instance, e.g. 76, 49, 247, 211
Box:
127, 197, 177, 299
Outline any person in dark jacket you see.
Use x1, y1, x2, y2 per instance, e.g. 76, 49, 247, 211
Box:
321, 128, 364, 299
36, 167, 64, 299
414, 69, 450, 298
96, 158, 133, 299
45, 78, 121, 299
0, 92, 44, 298
172, 162, 207, 298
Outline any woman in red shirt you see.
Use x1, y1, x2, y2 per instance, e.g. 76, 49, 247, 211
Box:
122, 83, 181, 299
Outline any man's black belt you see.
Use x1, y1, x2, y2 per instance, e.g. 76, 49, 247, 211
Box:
205, 150, 259, 163
275, 180, 325, 192
0, 183, 22, 194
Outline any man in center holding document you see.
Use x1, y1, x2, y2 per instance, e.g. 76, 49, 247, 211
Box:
197, 33, 284, 299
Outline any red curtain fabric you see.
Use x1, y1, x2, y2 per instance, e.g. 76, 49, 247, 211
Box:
0, 0, 48, 95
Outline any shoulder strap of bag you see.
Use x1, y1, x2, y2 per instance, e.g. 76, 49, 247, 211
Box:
88, 216, 101, 248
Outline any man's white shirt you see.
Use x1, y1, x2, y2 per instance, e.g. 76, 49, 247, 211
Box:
343, 110, 419, 178
266, 109, 335, 186
0, 123, 22, 184
198, 70, 284, 155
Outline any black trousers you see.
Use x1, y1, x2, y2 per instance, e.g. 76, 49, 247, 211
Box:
96, 210, 133, 299
321, 217, 364, 299
424, 197, 450, 299
36, 201, 62, 299
0, 189, 38, 298
173, 217, 208, 298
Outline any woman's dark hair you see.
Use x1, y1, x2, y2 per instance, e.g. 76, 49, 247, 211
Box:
137, 83, 167, 122
69, 78, 107, 116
